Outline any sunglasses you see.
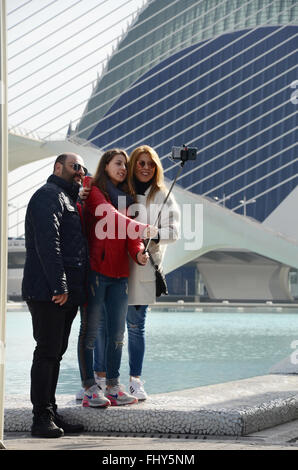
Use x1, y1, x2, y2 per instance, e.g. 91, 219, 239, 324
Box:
70, 163, 88, 175
136, 159, 156, 169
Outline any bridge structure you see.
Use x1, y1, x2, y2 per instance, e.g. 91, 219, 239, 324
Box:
7, 127, 298, 302
4, 0, 298, 303
2, 0, 298, 451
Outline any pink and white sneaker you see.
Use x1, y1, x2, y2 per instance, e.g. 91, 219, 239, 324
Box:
105, 384, 138, 406
82, 384, 110, 408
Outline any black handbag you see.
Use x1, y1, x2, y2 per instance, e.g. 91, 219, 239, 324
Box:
147, 250, 168, 297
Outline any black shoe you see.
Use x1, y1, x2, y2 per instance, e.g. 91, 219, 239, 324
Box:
54, 413, 84, 434
31, 413, 64, 438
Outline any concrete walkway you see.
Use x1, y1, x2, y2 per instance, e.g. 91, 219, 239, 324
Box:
3, 421, 298, 451
2, 374, 298, 450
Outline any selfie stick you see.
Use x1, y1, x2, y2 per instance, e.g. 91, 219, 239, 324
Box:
144, 160, 185, 254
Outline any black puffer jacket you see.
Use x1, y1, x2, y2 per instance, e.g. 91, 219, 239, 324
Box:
22, 174, 87, 305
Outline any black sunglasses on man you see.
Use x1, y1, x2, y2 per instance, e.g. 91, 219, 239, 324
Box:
71, 163, 88, 175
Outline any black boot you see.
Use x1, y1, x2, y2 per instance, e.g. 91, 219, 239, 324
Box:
31, 412, 64, 438
54, 413, 84, 434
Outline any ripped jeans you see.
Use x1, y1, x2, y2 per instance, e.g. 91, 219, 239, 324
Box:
78, 271, 128, 388
127, 305, 149, 377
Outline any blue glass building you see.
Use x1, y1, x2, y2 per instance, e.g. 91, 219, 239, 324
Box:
75, 0, 298, 299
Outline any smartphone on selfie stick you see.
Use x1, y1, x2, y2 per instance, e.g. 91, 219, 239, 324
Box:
144, 145, 197, 253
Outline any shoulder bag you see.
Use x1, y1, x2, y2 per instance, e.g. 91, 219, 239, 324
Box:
147, 250, 168, 297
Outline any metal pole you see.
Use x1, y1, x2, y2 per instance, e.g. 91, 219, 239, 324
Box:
239, 195, 247, 216
0, 0, 7, 450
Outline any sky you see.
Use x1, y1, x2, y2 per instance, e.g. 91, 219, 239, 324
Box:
7, 0, 146, 236
7, 0, 145, 136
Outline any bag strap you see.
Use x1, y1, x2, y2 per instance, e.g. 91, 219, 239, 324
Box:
146, 248, 159, 272
145, 244, 157, 269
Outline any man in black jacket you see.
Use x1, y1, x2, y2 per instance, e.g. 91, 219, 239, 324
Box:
22, 152, 88, 438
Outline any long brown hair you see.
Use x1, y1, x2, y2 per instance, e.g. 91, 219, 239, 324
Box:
92, 148, 131, 200
128, 145, 166, 203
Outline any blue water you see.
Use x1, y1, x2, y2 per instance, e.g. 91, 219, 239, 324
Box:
5, 308, 298, 395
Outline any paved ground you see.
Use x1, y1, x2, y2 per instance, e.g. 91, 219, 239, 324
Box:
2, 418, 298, 451
2, 374, 298, 454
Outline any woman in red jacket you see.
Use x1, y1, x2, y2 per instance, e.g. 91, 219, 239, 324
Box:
78, 149, 155, 407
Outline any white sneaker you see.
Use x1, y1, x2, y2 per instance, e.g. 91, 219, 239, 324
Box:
95, 375, 106, 391
129, 378, 148, 400
76, 376, 106, 401
76, 388, 84, 401
105, 384, 138, 406
82, 384, 111, 408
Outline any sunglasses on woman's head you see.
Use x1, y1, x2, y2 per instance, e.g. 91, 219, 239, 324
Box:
70, 163, 88, 175
136, 159, 156, 169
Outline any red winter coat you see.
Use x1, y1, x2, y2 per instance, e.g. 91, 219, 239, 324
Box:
80, 177, 147, 278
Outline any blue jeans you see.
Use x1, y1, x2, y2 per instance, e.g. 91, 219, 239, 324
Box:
93, 312, 106, 373
126, 305, 149, 377
78, 271, 128, 388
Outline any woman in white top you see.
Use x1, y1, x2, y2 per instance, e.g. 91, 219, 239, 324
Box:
126, 145, 180, 400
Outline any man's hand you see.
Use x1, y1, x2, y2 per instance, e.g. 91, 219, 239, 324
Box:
79, 186, 91, 201
52, 293, 68, 306
137, 250, 149, 265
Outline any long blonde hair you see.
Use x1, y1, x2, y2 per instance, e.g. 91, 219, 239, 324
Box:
128, 145, 166, 203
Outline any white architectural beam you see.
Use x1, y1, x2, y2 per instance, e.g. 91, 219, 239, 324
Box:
164, 183, 298, 301
8, 132, 102, 172
0, 0, 7, 449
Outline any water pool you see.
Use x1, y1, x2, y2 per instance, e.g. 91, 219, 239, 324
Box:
5, 308, 298, 396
